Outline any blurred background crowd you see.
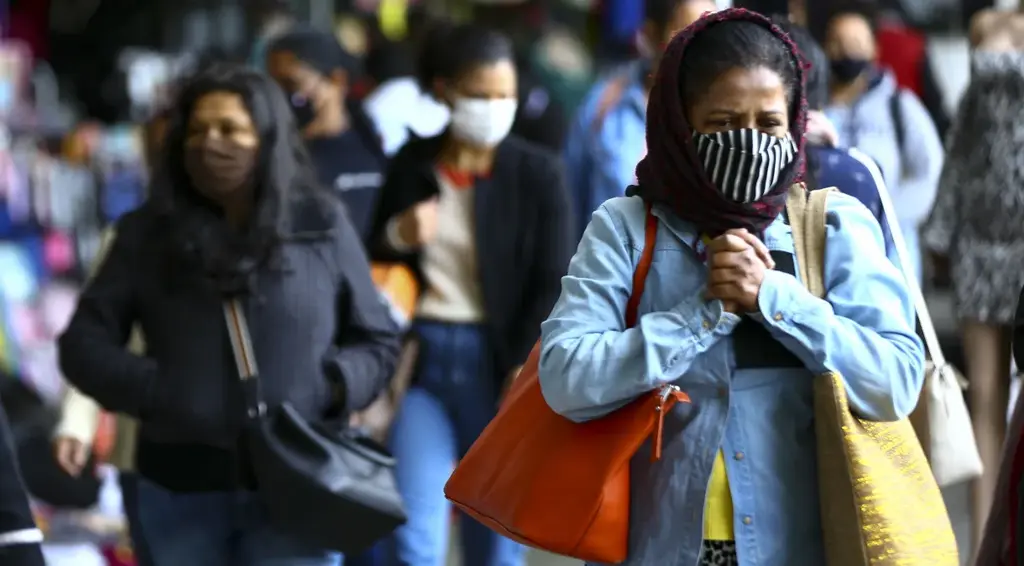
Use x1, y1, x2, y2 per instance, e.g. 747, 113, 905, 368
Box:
0, 0, 1017, 564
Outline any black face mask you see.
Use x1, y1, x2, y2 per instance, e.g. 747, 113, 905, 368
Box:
287, 91, 317, 129
184, 139, 256, 200
829, 57, 872, 84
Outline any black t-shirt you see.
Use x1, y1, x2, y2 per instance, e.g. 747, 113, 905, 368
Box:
306, 128, 386, 241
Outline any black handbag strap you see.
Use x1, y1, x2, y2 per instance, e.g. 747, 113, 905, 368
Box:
223, 299, 266, 418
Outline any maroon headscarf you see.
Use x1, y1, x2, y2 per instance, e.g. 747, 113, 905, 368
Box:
632, 8, 809, 237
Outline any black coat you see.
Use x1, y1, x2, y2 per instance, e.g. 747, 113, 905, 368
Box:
369, 133, 575, 381
59, 198, 402, 449
0, 396, 44, 566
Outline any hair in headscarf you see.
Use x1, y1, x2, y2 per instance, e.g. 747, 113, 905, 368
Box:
632, 8, 808, 237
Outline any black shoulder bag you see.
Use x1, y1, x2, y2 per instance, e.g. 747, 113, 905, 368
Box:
223, 298, 407, 554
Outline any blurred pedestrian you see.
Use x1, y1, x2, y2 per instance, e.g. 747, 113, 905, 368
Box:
974, 282, 1024, 565
267, 28, 388, 242
53, 111, 170, 566
922, 23, 1024, 545
538, 10, 924, 565
774, 18, 898, 265
362, 22, 451, 157
369, 23, 574, 566
57, 64, 402, 566
563, 0, 716, 239
823, 5, 943, 281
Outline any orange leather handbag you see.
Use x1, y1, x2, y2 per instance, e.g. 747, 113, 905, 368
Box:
371, 262, 419, 323
444, 206, 691, 563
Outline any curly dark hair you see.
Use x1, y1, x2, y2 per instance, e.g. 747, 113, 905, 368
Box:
147, 63, 330, 293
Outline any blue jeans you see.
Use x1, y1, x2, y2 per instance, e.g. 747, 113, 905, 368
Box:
385, 321, 525, 566
136, 477, 342, 566
119, 472, 153, 566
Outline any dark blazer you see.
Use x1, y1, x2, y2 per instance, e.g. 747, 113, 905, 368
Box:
369, 133, 575, 380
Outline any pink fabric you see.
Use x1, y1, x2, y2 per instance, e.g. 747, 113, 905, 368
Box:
43, 231, 75, 273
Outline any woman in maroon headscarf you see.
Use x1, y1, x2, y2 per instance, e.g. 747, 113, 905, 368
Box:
537, 8, 923, 566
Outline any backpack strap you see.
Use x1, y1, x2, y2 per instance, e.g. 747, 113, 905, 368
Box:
889, 89, 905, 154
591, 73, 633, 133
625, 203, 658, 327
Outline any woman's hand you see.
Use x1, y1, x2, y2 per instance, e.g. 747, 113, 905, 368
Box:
805, 110, 839, 147
394, 197, 439, 248
53, 436, 89, 476
706, 229, 772, 313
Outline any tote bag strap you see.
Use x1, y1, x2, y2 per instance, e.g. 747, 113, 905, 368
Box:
785, 183, 832, 300
865, 155, 951, 372
625, 202, 659, 328
223, 298, 266, 418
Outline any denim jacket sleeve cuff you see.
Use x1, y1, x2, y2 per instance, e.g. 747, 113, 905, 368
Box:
755, 269, 813, 328
672, 296, 742, 342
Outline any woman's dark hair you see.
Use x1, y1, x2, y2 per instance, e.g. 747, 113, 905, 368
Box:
416, 23, 514, 90
677, 20, 800, 118
148, 63, 327, 292
773, 18, 828, 110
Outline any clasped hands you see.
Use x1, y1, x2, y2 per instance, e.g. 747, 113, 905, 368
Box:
705, 229, 774, 314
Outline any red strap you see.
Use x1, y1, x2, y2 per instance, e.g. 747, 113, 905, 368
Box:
619, 204, 691, 462
625, 203, 658, 328
652, 386, 691, 461
590, 73, 631, 133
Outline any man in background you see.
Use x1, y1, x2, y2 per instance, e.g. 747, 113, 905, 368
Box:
563, 0, 716, 239
267, 28, 388, 241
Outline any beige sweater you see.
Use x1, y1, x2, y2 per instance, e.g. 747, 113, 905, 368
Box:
386, 169, 485, 322
54, 228, 141, 471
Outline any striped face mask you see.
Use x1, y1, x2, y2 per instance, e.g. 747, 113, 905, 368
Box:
693, 128, 798, 203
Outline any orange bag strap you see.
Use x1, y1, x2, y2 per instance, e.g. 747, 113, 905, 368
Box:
625, 203, 659, 328
623, 204, 691, 461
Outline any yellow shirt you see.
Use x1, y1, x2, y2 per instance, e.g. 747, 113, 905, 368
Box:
699, 233, 735, 541
704, 451, 735, 540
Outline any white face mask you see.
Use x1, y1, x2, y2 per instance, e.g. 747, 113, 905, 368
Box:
448, 96, 518, 147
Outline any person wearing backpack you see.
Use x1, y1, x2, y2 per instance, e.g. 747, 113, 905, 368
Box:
822, 5, 943, 281
563, 0, 716, 241
772, 18, 897, 267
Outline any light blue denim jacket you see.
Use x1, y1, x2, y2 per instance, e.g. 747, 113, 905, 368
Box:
538, 194, 925, 566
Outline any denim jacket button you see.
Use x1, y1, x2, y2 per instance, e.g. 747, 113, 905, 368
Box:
734, 451, 744, 461
773, 312, 783, 321
742, 516, 753, 525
